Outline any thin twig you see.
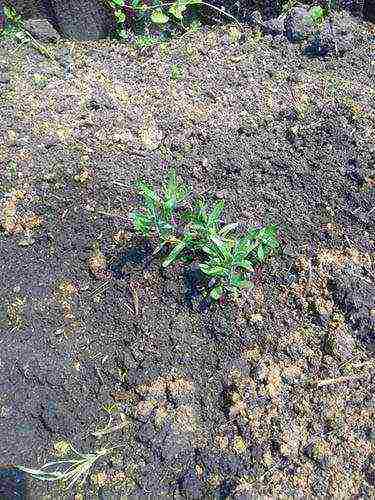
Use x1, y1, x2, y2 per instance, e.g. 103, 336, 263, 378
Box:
93, 209, 130, 222
311, 372, 373, 387
129, 282, 140, 316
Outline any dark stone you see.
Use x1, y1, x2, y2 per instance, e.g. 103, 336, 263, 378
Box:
0, 73, 10, 84
0, 468, 26, 499
178, 468, 204, 499
327, 274, 375, 350
285, 6, 315, 43
364, 465, 375, 486
364, 0, 375, 22
24, 18, 61, 43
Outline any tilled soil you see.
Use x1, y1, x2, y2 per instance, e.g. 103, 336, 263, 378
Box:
0, 9, 374, 499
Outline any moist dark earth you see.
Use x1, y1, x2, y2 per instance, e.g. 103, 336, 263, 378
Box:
0, 6, 374, 499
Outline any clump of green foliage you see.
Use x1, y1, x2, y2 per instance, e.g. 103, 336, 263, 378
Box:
0, 4, 24, 38
131, 169, 280, 301
106, 0, 202, 46
105, 0, 242, 48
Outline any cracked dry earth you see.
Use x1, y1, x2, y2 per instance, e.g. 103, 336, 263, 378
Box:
0, 10, 374, 499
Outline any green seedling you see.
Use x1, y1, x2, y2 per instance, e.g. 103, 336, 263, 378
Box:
307, 0, 339, 56
0, 5, 24, 38
130, 169, 189, 255
200, 225, 280, 300
171, 64, 184, 81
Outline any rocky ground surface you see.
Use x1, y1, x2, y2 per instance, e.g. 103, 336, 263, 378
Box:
0, 6, 374, 498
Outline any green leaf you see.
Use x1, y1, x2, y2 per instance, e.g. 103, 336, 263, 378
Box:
168, 2, 186, 20
230, 275, 254, 288
115, 9, 126, 22
309, 5, 325, 22
118, 29, 128, 38
266, 238, 280, 250
151, 9, 170, 24
257, 245, 266, 261
244, 227, 260, 241
219, 222, 240, 237
162, 240, 187, 267
201, 245, 220, 259
210, 285, 223, 300
237, 259, 253, 271
199, 264, 228, 277
208, 200, 225, 227
130, 212, 151, 235
210, 236, 232, 260
180, 210, 195, 222
230, 274, 253, 288
132, 0, 141, 6
111, 0, 125, 6
165, 169, 177, 200
259, 224, 278, 240
233, 237, 258, 262
137, 181, 159, 204
165, 169, 188, 204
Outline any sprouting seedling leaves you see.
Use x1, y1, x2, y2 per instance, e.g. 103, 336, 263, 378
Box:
151, 9, 169, 24
114, 9, 127, 23
309, 5, 326, 24
130, 169, 188, 254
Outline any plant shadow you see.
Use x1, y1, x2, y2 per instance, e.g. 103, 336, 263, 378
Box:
110, 239, 154, 279
182, 267, 211, 313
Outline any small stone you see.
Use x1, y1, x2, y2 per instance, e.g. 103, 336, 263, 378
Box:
214, 189, 229, 199
140, 122, 163, 151
249, 313, 263, 323
0, 60, 9, 72
263, 14, 286, 36
253, 362, 269, 382
42, 136, 59, 148
364, 465, 375, 486
0, 72, 10, 84
24, 19, 61, 43
304, 439, 332, 467
325, 329, 355, 361
18, 237, 35, 247
284, 6, 315, 43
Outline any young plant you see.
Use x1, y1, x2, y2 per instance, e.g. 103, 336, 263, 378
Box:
200, 225, 280, 300
131, 170, 281, 302
130, 169, 188, 255
105, 0, 242, 47
170, 63, 184, 80
184, 199, 238, 246
307, 0, 339, 56
0, 4, 24, 38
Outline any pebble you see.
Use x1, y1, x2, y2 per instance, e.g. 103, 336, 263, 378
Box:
0, 72, 10, 84
325, 329, 355, 361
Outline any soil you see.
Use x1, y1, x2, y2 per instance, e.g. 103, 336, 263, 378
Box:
0, 9, 374, 499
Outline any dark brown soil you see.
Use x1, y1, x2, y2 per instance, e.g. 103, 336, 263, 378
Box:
0, 11, 374, 499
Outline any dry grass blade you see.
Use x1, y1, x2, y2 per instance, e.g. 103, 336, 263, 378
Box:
129, 282, 140, 315
311, 371, 374, 387
17, 446, 114, 490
